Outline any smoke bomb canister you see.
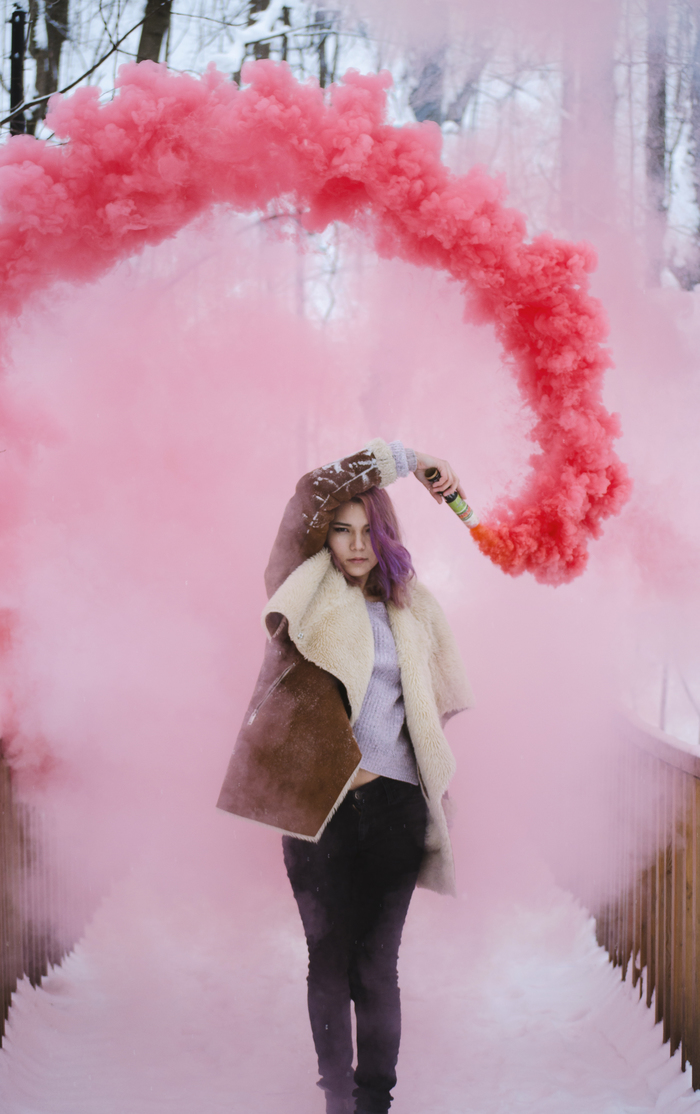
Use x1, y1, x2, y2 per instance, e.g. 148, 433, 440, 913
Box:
444, 489, 479, 527
424, 466, 479, 528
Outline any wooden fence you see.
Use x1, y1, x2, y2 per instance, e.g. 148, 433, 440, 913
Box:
595, 714, 700, 1089
0, 751, 77, 1043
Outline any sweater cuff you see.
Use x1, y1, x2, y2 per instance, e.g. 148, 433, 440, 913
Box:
388, 441, 416, 479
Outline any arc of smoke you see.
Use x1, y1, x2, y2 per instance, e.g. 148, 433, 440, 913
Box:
0, 60, 631, 585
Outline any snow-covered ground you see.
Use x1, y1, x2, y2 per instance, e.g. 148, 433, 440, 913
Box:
0, 844, 696, 1114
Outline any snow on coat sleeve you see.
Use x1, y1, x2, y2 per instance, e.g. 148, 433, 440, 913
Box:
264, 438, 398, 598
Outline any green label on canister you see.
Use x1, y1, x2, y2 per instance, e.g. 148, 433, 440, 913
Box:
445, 491, 479, 528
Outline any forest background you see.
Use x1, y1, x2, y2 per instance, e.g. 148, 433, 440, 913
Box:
3, 0, 700, 291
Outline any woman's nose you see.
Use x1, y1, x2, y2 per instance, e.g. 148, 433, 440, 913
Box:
350, 532, 365, 550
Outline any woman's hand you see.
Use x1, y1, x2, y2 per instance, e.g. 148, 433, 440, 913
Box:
413, 452, 465, 503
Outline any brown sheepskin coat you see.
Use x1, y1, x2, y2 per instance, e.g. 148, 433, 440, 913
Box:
216, 438, 473, 895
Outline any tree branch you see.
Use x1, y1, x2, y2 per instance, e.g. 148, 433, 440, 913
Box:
0, 10, 149, 129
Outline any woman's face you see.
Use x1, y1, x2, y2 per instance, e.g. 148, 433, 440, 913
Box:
328, 501, 379, 588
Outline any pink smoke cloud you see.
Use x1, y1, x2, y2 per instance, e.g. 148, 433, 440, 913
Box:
0, 59, 630, 584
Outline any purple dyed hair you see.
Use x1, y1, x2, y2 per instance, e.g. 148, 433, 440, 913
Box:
329, 487, 415, 608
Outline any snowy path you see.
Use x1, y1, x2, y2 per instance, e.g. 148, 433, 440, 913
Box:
0, 843, 697, 1114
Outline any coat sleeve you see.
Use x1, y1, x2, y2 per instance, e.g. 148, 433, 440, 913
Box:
264, 438, 398, 598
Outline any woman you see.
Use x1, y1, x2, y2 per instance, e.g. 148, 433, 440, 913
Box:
217, 438, 473, 1114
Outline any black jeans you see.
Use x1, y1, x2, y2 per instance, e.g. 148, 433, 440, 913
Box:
283, 776, 427, 1114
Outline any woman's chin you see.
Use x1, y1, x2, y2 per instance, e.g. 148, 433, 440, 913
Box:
345, 569, 364, 583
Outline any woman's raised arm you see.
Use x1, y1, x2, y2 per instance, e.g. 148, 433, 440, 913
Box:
264, 440, 465, 596
264, 438, 398, 597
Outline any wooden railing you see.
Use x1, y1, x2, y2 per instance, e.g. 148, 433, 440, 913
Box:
595, 714, 700, 1089
0, 753, 77, 1042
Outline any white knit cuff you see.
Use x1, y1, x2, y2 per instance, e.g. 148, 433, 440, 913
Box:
388, 441, 410, 479
388, 442, 417, 479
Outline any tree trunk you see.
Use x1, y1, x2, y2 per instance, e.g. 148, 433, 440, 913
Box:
314, 10, 338, 89
409, 53, 445, 125
673, 1, 700, 289
646, 0, 668, 282
443, 49, 489, 128
136, 0, 172, 65
249, 0, 271, 61
560, 2, 621, 238
26, 0, 69, 134
9, 6, 26, 136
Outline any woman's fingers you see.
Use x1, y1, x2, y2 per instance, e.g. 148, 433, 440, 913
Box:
414, 453, 464, 501
414, 462, 445, 502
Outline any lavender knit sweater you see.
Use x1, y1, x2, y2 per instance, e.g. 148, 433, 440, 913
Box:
353, 601, 419, 785
351, 440, 419, 786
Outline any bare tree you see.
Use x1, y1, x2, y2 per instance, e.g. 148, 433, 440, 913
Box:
560, 3, 621, 236
26, 0, 70, 135
409, 53, 445, 124
232, 1, 274, 83
670, 0, 700, 289
646, 0, 669, 280
443, 48, 489, 127
13, 0, 700, 300
137, 0, 172, 65
250, 0, 271, 60
314, 9, 339, 89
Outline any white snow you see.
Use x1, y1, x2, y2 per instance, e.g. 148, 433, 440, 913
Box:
0, 848, 696, 1114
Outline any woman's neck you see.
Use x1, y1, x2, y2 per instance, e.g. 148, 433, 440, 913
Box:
341, 566, 382, 602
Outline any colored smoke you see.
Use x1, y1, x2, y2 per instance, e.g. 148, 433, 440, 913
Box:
0, 59, 629, 585
0, 46, 695, 1109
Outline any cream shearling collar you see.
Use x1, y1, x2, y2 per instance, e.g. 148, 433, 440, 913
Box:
263, 549, 374, 724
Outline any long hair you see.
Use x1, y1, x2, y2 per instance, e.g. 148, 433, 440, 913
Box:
330, 487, 415, 608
